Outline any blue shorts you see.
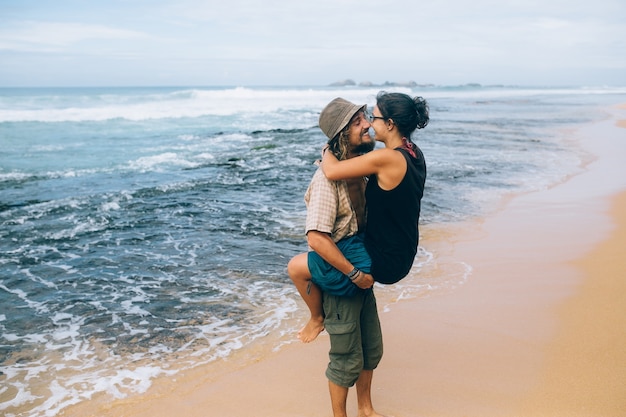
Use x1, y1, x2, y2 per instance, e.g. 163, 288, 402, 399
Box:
307, 234, 372, 297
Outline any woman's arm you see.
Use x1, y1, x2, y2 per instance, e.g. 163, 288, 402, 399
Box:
321, 148, 388, 180
322, 148, 407, 191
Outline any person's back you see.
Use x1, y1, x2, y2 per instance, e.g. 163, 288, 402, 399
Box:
364, 146, 426, 284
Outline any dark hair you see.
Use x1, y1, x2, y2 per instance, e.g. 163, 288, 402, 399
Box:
376, 91, 429, 140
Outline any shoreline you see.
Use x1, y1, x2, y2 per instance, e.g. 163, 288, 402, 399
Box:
61, 104, 626, 416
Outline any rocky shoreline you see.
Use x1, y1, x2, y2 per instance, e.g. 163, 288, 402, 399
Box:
328, 79, 435, 88
326, 79, 492, 89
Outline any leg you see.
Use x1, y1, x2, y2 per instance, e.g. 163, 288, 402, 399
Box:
329, 369, 385, 417
356, 290, 385, 417
324, 292, 365, 417
287, 253, 324, 342
329, 380, 349, 417
356, 369, 386, 417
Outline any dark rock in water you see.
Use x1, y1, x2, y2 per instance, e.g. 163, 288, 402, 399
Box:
329, 79, 357, 86
331, 79, 436, 88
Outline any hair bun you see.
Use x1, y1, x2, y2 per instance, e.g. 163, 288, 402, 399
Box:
413, 96, 429, 129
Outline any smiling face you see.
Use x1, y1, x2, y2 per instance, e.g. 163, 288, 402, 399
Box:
346, 111, 375, 154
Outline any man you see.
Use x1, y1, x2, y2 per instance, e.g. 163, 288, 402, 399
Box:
287, 97, 384, 417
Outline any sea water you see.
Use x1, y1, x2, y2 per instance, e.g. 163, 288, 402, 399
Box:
1, 85, 625, 416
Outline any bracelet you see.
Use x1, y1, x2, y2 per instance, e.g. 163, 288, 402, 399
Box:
347, 267, 360, 281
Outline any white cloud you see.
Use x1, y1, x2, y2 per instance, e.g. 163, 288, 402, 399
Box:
0, 0, 624, 86
0, 21, 151, 52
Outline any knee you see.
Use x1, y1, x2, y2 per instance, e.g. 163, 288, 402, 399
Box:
287, 253, 308, 282
363, 343, 383, 370
286, 256, 298, 280
325, 321, 363, 387
326, 353, 363, 387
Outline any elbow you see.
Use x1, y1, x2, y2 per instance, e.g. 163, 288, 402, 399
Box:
306, 231, 327, 252
321, 165, 340, 181
321, 149, 346, 180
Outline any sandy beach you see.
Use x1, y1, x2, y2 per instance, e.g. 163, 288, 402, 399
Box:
61, 104, 626, 417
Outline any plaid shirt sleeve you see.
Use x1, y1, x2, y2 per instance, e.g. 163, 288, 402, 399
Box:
304, 166, 357, 242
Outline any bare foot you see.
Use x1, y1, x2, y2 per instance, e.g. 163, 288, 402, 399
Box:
358, 411, 390, 417
298, 317, 324, 343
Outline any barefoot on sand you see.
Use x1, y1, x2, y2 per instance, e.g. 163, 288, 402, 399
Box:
298, 318, 324, 343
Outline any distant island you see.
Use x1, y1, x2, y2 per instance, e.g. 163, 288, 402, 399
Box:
328, 79, 436, 88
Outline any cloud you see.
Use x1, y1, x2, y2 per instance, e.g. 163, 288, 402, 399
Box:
0, 0, 623, 86
0, 21, 151, 52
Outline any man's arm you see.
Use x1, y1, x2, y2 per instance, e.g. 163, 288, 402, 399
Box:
307, 230, 353, 275
307, 230, 374, 289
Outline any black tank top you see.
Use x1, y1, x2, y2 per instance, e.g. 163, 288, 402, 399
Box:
364, 147, 426, 284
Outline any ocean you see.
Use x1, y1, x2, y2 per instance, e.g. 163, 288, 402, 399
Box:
1, 84, 625, 416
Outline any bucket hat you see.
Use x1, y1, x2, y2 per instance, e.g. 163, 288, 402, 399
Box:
319, 98, 367, 140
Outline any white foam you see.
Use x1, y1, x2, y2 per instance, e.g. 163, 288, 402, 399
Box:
0, 171, 35, 183
120, 300, 152, 317
0, 384, 40, 412
101, 201, 121, 211
376, 245, 473, 313
22, 265, 59, 289
0, 283, 49, 314
31, 381, 84, 417
3, 86, 624, 123
0, 86, 375, 122
127, 152, 198, 172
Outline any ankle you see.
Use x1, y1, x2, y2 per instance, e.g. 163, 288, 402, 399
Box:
310, 315, 324, 323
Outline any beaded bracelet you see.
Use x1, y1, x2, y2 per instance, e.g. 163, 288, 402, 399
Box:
347, 267, 361, 281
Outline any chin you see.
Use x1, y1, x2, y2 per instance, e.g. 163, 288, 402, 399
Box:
354, 140, 376, 154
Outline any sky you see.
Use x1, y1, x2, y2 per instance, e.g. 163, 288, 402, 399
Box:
0, 0, 625, 87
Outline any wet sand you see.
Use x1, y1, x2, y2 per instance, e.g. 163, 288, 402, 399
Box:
62, 105, 626, 417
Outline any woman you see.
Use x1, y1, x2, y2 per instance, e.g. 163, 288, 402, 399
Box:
322, 91, 428, 285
